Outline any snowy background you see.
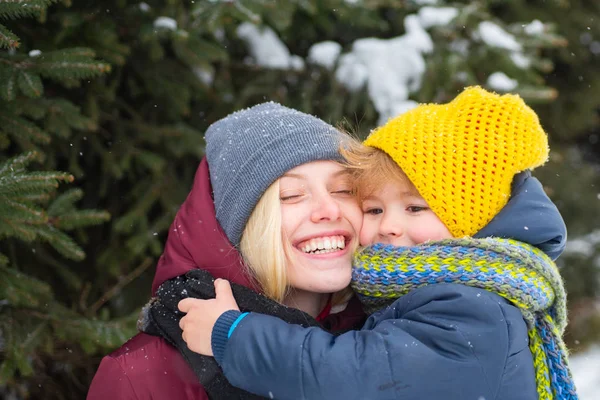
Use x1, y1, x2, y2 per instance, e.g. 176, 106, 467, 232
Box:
233, 6, 539, 124
570, 346, 600, 399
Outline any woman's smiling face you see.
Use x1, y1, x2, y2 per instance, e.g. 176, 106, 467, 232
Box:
279, 160, 362, 294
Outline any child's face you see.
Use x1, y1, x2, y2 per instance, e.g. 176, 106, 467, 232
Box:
359, 181, 453, 247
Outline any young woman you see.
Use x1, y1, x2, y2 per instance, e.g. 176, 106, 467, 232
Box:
87, 102, 366, 399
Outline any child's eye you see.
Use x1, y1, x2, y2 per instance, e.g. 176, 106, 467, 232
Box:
407, 205, 428, 213
333, 189, 354, 196
364, 208, 383, 215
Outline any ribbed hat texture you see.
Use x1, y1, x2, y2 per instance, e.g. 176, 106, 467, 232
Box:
205, 102, 343, 247
364, 86, 549, 237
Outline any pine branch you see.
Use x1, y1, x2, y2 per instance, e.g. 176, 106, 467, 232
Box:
135, 150, 166, 174
0, 0, 58, 20
0, 316, 41, 378
114, 180, 164, 234
46, 187, 82, 214
0, 110, 51, 144
515, 86, 559, 102
44, 98, 97, 136
35, 60, 111, 81
50, 210, 111, 231
0, 264, 53, 308
87, 257, 153, 316
11, 192, 52, 202
0, 48, 111, 89
0, 217, 39, 240
17, 70, 43, 98
3, 303, 138, 355
14, 97, 47, 120
1, 307, 136, 378
0, 150, 40, 173
30, 224, 85, 260
0, 68, 16, 100
38, 47, 98, 61
0, 172, 73, 196
172, 35, 228, 68
0, 22, 19, 49
35, 246, 82, 291
45, 306, 139, 354
0, 197, 47, 223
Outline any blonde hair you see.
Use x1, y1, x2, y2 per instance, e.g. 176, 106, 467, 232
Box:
339, 134, 418, 200
240, 181, 289, 303
240, 177, 354, 307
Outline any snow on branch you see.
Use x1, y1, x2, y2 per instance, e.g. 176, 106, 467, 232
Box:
237, 23, 304, 71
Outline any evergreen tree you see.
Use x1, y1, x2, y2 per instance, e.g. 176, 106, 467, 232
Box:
0, 1, 120, 397
487, 0, 600, 343
0, 1, 598, 398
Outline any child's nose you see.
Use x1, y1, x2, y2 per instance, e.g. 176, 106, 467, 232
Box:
379, 216, 403, 238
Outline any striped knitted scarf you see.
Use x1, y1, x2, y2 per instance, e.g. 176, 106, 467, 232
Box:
351, 237, 578, 400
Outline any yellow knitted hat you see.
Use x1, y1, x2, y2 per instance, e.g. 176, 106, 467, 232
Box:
364, 86, 549, 237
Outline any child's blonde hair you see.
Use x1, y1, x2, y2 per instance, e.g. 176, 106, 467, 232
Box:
240, 179, 353, 306
340, 134, 419, 201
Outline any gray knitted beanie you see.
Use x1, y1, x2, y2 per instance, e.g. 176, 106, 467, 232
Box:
205, 102, 344, 247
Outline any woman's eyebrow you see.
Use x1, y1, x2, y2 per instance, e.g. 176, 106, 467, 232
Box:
281, 172, 305, 179
282, 168, 350, 180
333, 169, 352, 177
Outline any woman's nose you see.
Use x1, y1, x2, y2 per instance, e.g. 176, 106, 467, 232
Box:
310, 193, 341, 222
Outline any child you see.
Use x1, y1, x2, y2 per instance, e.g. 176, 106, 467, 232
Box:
178, 87, 577, 400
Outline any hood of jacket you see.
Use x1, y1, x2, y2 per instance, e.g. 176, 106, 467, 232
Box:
151, 158, 258, 294
475, 171, 567, 261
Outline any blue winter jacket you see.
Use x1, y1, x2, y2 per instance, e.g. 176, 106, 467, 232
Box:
211, 172, 567, 400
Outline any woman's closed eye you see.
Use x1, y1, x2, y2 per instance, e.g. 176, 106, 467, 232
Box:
279, 189, 305, 202
330, 179, 355, 197
332, 188, 354, 196
280, 194, 301, 201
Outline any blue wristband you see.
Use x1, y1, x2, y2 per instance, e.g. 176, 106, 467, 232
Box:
212, 310, 249, 364
228, 312, 249, 338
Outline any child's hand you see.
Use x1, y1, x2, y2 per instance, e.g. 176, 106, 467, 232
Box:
178, 279, 240, 356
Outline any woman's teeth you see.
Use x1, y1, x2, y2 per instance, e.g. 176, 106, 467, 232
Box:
300, 235, 346, 254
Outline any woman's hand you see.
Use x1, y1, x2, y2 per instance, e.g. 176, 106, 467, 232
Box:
178, 279, 240, 356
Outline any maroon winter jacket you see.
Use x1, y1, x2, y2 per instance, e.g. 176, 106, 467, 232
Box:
87, 158, 366, 400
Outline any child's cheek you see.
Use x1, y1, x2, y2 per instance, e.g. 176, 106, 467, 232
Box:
359, 216, 375, 246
